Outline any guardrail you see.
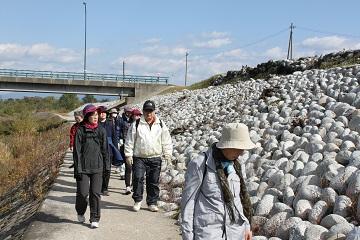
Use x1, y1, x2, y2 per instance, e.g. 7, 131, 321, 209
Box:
0, 69, 169, 84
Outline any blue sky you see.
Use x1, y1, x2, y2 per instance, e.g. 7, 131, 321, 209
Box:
0, 0, 360, 98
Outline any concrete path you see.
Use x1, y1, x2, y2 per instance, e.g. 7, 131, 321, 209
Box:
23, 151, 181, 240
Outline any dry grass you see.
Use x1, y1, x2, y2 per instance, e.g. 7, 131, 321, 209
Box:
158, 86, 187, 95
0, 124, 68, 196
157, 75, 220, 96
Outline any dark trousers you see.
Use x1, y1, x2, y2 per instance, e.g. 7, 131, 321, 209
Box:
125, 161, 132, 187
102, 170, 111, 192
76, 173, 102, 222
121, 145, 132, 187
132, 157, 161, 205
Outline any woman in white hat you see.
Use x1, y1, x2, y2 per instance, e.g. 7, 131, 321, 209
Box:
180, 123, 255, 240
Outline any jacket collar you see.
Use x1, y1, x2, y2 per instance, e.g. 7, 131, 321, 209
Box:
140, 115, 159, 124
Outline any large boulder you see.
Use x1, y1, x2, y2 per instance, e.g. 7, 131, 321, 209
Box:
294, 199, 313, 220
334, 195, 353, 218
255, 194, 277, 217
304, 224, 329, 240
276, 217, 302, 240
263, 212, 292, 237
320, 214, 348, 229
329, 222, 355, 236
308, 200, 329, 224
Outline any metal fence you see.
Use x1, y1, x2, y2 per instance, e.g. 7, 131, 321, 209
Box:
0, 69, 169, 84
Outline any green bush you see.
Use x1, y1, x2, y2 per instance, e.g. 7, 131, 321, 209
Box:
58, 93, 81, 111
82, 94, 97, 103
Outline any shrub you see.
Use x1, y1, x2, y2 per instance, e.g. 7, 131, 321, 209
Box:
0, 124, 68, 196
58, 94, 81, 111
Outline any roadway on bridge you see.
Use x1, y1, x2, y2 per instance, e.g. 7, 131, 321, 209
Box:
23, 151, 181, 240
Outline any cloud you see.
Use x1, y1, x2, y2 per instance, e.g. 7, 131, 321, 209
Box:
143, 38, 162, 44
301, 36, 347, 50
193, 38, 232, 49
88, 48, 102, 56
0, 43, 83, 64
214, 48, 250, 60
0, 43, 27, 60
265, 47, 286, 59
202, 31, 229, 38
0, 42, 94, 72
142, 45, 188, 56
112, 54, 184, 76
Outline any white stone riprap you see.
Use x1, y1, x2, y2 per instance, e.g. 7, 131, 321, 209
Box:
142, 63, 360, 239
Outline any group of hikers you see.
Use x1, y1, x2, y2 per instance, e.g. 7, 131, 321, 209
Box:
68, 99, 258, 240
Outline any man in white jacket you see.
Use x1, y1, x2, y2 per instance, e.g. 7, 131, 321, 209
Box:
124, 100, 173, 212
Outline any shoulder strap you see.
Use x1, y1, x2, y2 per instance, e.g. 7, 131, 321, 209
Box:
136, 118, 140, 130
136, 118, 163, 130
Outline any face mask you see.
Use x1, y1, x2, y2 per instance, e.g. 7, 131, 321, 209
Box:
111, 113, 117, 118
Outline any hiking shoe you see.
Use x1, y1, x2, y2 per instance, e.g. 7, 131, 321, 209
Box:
91, 222, 99, 228
133, 201, 142, 212
125, 186, 132, 195
102, 190, 109, 196
69, 164, 74, 168
77, 215, 85, 223
148, 205, 159, 212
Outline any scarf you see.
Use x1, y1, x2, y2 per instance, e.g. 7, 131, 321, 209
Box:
84, 121, 98, 130
212, 144, 253, 225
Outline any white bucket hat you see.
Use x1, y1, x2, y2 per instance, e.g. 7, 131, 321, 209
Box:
216, 123, 256, 150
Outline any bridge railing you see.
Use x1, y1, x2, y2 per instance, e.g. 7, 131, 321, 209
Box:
0, 69, 169, 84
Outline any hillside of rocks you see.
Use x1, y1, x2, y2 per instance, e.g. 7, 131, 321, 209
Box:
142, 52, 360, 239
212, 49, 360, 86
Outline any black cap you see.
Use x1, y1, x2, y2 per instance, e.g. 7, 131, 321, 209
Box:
143, 100, 155, 111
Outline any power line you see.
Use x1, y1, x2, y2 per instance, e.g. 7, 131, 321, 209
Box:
192, 27, 289, 57
296, 25, 360, 39
238, 27, 289, 49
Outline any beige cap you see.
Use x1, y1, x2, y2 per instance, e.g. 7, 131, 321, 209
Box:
216, 123, 256, 150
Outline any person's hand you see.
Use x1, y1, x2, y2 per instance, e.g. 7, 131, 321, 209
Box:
75, 173, 82, 181
164, 155, 172, 166
245, 230, 252, 240
126, 156, 133, 166
119, 139, 124, 146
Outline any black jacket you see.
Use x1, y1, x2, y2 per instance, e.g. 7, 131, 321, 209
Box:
73, 124, 109, 177
118, 113, 133, 141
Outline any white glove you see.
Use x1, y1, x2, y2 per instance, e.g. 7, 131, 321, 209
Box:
119, 139, 124, 146
126, 156, 133, 166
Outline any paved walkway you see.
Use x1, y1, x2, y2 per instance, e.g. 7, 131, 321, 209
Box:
23, 151, 181, 240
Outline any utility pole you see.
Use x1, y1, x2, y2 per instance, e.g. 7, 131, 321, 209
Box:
185, 52, 189, 86
287, 23, 295, 60
122, 60, 125, 79
83, 2, 87, 80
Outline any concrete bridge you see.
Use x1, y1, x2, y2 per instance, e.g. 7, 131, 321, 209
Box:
0, 69, 172, 103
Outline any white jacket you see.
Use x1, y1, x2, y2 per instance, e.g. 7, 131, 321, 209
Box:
124, 116, 173, 158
